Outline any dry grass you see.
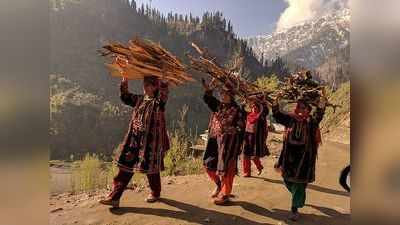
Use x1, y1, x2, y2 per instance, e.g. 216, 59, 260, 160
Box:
70, 154, 115, 193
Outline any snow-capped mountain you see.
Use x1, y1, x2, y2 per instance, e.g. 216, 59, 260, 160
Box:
247, 8, 350, 85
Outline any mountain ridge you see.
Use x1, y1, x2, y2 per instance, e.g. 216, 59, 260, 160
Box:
247, 8, 350, 85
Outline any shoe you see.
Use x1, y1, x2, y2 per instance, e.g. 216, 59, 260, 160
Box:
145, 194, 160, 203
213, 195, 229, 205
99, 198, 120, 208
257, 168, 263, 175
289, 212, 300, 221
211, 185, 221, 198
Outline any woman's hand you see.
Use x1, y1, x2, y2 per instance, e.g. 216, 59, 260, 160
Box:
120, 77, 129, 92
318, 96, 327, 108
201, 78, 211, 92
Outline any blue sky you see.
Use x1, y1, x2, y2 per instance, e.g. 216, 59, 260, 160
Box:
134, 0, 288, 38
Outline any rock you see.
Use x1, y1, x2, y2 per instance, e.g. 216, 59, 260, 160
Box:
204, 217, 211, 223
50, 207, 63, 213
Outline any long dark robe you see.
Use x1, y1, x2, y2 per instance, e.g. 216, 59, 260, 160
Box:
273, 104, 325, 183
115, 82, 170, 174
243, 103, 270, 158
202, 91, 244, 175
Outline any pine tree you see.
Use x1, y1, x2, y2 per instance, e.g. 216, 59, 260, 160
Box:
131, 0, 136, 10
140, 4, 145, 15
145, 4, 150, 16
189, 13, 193, 23
260, 53, 265, 67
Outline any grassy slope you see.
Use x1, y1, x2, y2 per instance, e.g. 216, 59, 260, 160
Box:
320, 82, 350, 144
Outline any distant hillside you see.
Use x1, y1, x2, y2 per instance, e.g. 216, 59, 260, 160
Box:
50, 74, 131, 159
50, 0, 272, 92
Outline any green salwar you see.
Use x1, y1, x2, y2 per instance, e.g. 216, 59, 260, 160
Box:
284, 179, 307, 209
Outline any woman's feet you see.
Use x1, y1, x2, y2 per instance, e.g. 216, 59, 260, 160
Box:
99, 198, 120, 208
213, 195, 230, 205
289, 211, 300, 221
211, 185, 221, 198
257, 167, 263, 175
145, 194, 160, 203
289, 207, 300, 221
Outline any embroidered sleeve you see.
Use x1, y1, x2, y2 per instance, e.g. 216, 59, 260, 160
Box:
203, 90, 220, 112
120, 80, 141, 107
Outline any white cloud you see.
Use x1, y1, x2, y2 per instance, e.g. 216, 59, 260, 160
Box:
276, 0, 349, 31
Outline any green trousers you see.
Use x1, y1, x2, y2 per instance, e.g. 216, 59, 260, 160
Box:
284, 179, 308, 209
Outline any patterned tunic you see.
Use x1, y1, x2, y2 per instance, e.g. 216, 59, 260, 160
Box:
115, 81, 170, 174
202, 91, 245, 175
273, 104, 325, 183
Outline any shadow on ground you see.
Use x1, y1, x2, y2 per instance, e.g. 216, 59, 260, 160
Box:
110, 198, 272, 225
110, 198, 350, 225
232, 201, 350, 225
249, 177, 350, 197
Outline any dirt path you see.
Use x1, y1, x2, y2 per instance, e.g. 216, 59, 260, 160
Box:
50, 140, 350, 225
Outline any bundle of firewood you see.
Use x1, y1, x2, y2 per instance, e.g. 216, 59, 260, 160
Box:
277, 71, 340, 110
99, 38, 194, 86
187, 42, 259, 101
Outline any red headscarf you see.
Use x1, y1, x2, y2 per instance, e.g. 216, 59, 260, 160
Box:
246, 103, 262, 125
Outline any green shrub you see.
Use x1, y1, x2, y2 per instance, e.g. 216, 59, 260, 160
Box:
254, 74, 280, 92
163, 105, 203, 176
70, 153, 114, 193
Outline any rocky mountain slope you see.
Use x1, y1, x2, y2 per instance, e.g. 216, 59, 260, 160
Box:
247, 8, 350, 85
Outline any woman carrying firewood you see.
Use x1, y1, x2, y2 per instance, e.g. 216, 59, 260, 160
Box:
241, 96, 270, 177
201, 79, 245, 205
99, 76, 169, 208
273, 93, 327, 221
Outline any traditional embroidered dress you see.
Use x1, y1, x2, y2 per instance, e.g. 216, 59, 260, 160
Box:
273, 103, 325, 210
108, 79, 169, 201
242, 102, 270, 176
202, 90, 244, 199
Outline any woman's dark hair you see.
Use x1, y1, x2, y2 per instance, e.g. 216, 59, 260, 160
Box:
143, 76, 159, 86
